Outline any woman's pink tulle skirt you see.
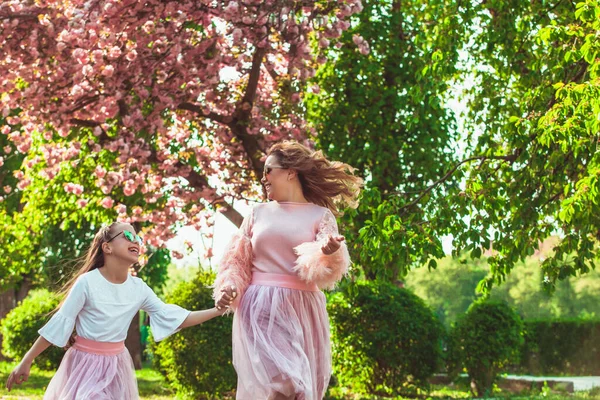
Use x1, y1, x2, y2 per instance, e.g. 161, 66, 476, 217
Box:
44, 336, 138, 400
233, 272, 332, 400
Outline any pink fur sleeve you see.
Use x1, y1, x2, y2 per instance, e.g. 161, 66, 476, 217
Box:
293, 208, 351, 290
213, 208, 254, 309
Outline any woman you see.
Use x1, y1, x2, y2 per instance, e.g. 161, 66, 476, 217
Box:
214, 141, 362, 400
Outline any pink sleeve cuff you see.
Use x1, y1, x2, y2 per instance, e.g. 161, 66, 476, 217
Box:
213, 232, 253, 310
293, 241, 350, 290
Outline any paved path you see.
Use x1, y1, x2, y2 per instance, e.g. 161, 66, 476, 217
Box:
503, 375, 600, 391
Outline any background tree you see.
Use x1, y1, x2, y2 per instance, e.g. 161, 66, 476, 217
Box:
307, 0, 470, 280
310, 0, 600, 290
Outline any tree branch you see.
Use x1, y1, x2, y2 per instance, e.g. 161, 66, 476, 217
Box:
177, 103, 230, 125
393, 154, 518, 211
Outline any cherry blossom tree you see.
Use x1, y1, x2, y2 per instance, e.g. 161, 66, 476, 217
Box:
0, 0, 365, 266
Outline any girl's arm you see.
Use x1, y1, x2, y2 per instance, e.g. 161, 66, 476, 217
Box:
178, 307, 225, 329
5, 336, 51, 391
179, 291, 236, 329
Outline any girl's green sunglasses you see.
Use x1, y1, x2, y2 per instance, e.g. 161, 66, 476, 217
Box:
106, 230, 143, 245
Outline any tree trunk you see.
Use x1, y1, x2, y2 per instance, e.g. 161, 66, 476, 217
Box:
16, 275, 32, 302
125, 312, 143, 370
0, 288, 16, 360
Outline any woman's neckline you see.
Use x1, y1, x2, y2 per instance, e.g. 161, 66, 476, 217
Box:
277, 201, 313, 205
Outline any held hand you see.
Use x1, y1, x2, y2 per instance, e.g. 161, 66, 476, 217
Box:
216, 285, 237, 311
6, 360, 31, 391
322, 235, 344, 255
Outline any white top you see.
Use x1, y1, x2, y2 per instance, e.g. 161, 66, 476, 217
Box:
39, 269, 190, 347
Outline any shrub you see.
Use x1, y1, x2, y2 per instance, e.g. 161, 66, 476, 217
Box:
0, 289, 65, 370
149, 270, 236, 399
517, 319, 600, 376
450, 300, 524, 397
328, 281, 444, 396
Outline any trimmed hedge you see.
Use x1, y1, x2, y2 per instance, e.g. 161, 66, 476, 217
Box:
516, 319, 600, 376
0, 289, 65, 370
149, 270, 236, 399
449, 300, 524, 397
328, 281, 444, 397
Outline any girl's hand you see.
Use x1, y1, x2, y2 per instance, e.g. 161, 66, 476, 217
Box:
6, 360, 32, 391
322, 235, 345, 255
216, 285, 237, 311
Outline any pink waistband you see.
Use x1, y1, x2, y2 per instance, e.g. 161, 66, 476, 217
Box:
73, 336, 125, 356
251, 272, 319, 292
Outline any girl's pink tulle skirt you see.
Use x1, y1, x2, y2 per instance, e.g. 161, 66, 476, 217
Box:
233, 272, 332, 400
44, 336, 138, 400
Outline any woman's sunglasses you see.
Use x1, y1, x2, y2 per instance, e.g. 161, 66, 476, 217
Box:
263, 165, 286, 178
106, 230, 143, 245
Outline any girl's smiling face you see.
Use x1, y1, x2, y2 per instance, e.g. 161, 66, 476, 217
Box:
104, 223, 142, 265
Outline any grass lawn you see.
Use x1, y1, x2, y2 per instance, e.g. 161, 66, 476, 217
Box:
0, 361, 173, 399
1, 361, 599, 399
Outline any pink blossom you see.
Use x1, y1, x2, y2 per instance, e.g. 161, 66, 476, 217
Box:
116, 204, 127, 214
71, 85, 84, 97
77, 199, 89, 207
17, 179, 31, 190
3, 186, 12, 194
82, 65, 93, 76
106, 171, 121, 185
319, 38, 330, 48
232, 28, 243, 42
72, 48, 88, 64
125, 50, 137, 62
100, 196, 114, 209
64, 182, 84, 195
102, 65, 114, 77
95, 165, 107, 178
108, 46, 121, 59
123, 184, 136, 196
142, 21, 155, 34
172, 250, 184, 259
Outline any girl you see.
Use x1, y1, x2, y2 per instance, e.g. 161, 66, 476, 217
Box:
6, 222, 235, 399
214, 141, 363, 400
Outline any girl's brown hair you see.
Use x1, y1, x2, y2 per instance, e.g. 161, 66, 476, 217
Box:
55, 222, 119, 308
267, 141, 363, 214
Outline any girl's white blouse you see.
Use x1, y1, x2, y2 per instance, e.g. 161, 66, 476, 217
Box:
39, 268, 190, 347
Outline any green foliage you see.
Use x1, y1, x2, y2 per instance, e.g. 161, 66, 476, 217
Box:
137, 248, 171, 297
405, 251, 600, 326
449, 300, 524, 397
328, 281, 444, 396
450, 0, 600, 291
519, 320, 600, 376
405, 256, 488, 326
307, 0, 465, 281
0, 289, 64, 370
149, 270, 235, 399
309, 0, 600, 292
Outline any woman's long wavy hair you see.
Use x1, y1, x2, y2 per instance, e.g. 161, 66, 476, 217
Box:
267, 141, 363, 214
54, 222, 119, 309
